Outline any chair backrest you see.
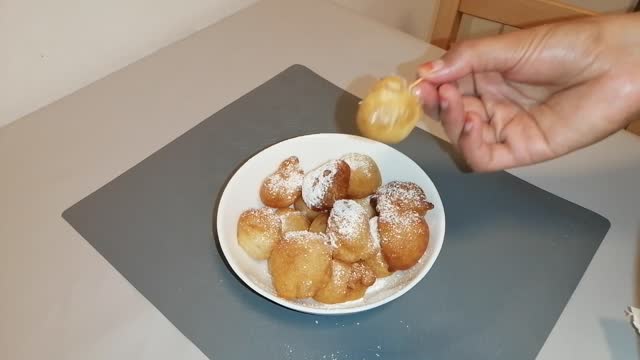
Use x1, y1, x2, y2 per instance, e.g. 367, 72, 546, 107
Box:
431, 0, 598, 49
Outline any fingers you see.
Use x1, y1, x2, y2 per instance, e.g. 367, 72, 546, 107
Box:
418, 31, 529, 84
458, 112, 518, 172
438, 83, 465, 144
431, 83, 519, 172
460, 96, 487, 122
414, 75, 477, 119
483, 98, 522, 142
413, 80, 439, 119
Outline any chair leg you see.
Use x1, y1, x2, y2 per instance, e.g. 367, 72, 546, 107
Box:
431, 0, 462, 50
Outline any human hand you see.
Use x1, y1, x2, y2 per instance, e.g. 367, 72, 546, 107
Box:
416, 13, 640, 172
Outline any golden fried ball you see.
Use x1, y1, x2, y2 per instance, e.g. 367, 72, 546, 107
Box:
352, 196, 377, 219
356, 76, 423, 144
378, 209, 429, 270
268, 231, 332, 299
327, 199, 376, 263
275, 208, 310, 233
340, 153, 382, 199
362, 216, 393, 278
237, 207, 282, 260
260, 156, 304, 208
294, 196, 323, 221
308, 213, 329, 234
301, 159, 350, 211
313, 260, 376, 304
374, 180, 434, 216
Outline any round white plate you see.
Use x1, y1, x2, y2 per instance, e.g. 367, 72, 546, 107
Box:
216, 133, 445, 315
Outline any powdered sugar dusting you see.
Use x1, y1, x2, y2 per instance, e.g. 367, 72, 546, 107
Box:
262, 158, 303, 197
283, 230, 326, 241
276, 209, 302, 221
264, 171, 303, 196
378, 208, 425, 251
291, 253, 426, 309
374, 181, 431, 214
351, 262, 375, 286
332, 260, 350, 285
341, 153, 374, 176
369, 216, 381, 250
328, 200, 367, 241
327, 233, 338, 248
302, 160, 340, 209
232, 147, 441, 313
283, 231, 330, 249
241, 207, 280, 229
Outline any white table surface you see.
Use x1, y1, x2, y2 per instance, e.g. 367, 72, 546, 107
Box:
1, 0, 639, 359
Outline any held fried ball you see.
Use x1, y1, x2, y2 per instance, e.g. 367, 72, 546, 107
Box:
356, 76, 423, 144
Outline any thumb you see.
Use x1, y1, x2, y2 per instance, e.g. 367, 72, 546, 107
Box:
418, 31, 531, 84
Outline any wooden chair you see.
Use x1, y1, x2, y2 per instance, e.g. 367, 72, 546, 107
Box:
431, 0, 598, 50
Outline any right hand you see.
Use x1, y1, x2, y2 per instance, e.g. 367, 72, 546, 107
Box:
415, 13, 640, 172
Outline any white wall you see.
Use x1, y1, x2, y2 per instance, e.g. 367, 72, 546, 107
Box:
332, 0, 439, 40
1, 0, 258, 128
1, 0, 637, 128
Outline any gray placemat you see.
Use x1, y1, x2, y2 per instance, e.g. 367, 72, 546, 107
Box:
63, 64, 610, 360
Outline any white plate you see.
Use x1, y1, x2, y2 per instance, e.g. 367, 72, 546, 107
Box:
216, 133, 445, 315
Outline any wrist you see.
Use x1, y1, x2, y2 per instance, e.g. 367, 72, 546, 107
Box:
593, 13, 640, 122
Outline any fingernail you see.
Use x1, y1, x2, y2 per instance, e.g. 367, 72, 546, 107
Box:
463, 117, 474, 133
440, 99, 449, 110
419, 60, 444, 77
411, 85, 423, 99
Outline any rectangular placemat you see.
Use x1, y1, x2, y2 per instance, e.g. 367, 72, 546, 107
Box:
63, 65, 610, 360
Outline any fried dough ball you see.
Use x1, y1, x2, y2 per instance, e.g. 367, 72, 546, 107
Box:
353, 196, 376, 219
275, 208, 310, 233
363, 252, 393, 278
237, 207, 282, 260
268, 231, 332, 299
294, 196, 323, 220
260, 156, 304, 208
340, 153, 382, 199
343, 262, 377, 301
356, 76, 423, 144
309, 213, 329, 234
378, 209, 429, 270
313, 260, 376, 304
362, 217, 392, 278
373, 181, 434, 216
327, 199, 376, 263
301, 159, 350, 211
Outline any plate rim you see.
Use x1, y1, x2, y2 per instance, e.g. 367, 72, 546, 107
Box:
215, 133, 446, 315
